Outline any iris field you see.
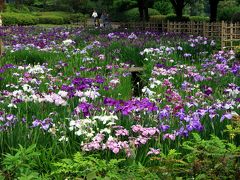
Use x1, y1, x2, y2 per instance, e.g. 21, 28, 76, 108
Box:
0, 26, 239, 179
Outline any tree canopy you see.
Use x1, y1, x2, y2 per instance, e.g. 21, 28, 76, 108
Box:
2, 0, 239, 22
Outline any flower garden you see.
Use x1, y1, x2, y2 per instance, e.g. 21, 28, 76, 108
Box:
0, 26, 240, 179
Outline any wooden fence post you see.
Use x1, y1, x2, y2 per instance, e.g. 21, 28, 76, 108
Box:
203, 21, 206, 37
167, 20, 170, 32
221, 21, 225, 49
230, 22, 233, 49
0, 15, 3, 57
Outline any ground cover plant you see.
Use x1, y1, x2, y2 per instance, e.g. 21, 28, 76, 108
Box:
0, 26, 240, 179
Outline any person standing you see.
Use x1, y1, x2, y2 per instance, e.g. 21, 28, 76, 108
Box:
92, 9, 98, 27
100, 11, 106, 27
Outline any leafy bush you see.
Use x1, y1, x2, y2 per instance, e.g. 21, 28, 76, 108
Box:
150, 15, 209, 22
153, 0, 173, 15
36, 11, 71, 24
51, 152, 159, 179
51, 152, 125, 179
232, 12, 240, 23
149, 15, 167, 22
218, 6, 240, 22
69, 13, 88, 23
190, 16, 209, 22
150, 133, 240, 179
122, 8, 160, 22
4, 3, 31, 13
182, 133, 240, 179
38, 15, 65, 25
1, 13, 38, 25
1, 144, 41, 179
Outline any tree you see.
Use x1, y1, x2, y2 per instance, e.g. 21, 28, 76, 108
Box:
137, 0, 154, 21
0, 0, 4, 12
209, 0, 220, 22
169, 0, 195, 18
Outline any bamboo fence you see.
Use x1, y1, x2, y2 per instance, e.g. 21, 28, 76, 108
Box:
119, 21, 240, 49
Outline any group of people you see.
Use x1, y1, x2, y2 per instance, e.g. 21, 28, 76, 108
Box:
92, 9, 111, 28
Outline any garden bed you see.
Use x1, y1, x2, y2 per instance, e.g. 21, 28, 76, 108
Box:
0, 27, 239, 179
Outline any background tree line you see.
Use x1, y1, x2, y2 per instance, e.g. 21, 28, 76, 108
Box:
1, 0, 240, 22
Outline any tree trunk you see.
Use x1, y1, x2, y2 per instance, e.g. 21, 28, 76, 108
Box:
144, 7, 149, 21
0, 0, 4, 12
170, 0, 185, 19
209, 0, 219, 22
138, 0, 144, 21
175, 6, 183, 18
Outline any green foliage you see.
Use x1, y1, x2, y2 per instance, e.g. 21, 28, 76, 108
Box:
150, 15, 209, 22
113, 0, 137, 12
4, 3, 31, 13
36, 11, 71, 24
190, 16, 209, 22
1, 11, 87, 25
224, 113, 240, 141
217, 6, 240, 22
1, 12, 38, 25
1, 144, 41, 179
153, 0, 173, 15
51, 152, 160, 179
236, 46, 240, 59
232, 12, 240, 23
188, 0, 205, 16
182, 133, 240, 179
68, 13, 88, 23
149, 14, 167, 22
8, 49, 61, 65
121, 8, 160, 22
38, 15, 65, 25
150, 14, 191, 22
149, 149, 188, 178
149, 133, 240, 179
51, 152, 125, 179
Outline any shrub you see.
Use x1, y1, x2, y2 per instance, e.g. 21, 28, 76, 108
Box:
4, 3, 30, 13
150, 15, 209, 23
231, 12, 240, 23
1, 13, 38, 25
2, 144, 41, 179
218, 6, 240, 22
166, 14, 190, 22
38, 15, 65, 25
190, 16, 209, 22
36, 11, 71, 24
149, 15, 167, 22
153, 0, 173, 15
122, 8, 160, 22
69, 13, 88, 23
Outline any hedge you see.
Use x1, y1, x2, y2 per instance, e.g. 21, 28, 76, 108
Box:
38, 15, 65, 25
150, 15, 209, 22
0, 12, 87, 25
1, 13, 38, 26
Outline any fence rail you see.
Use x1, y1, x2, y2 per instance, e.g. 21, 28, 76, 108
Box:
119, 21, 240, 49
